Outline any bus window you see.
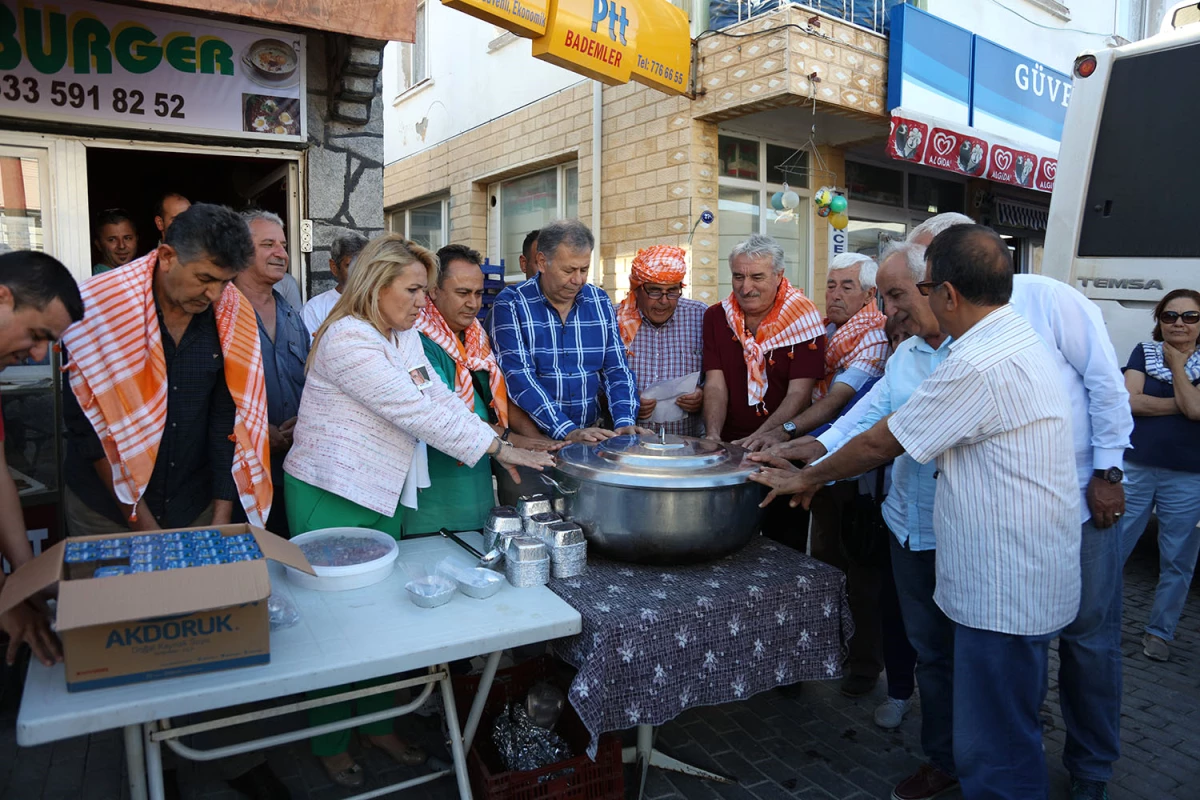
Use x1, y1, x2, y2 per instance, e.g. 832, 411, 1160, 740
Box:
1078, 44, 1200, 258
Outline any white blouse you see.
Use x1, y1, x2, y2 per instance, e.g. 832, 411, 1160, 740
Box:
284, 316, 495, 516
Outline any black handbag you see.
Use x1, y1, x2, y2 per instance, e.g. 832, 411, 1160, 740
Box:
839, 467, 890, 567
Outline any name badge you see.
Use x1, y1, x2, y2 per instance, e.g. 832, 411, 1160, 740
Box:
409, 365, 432, 392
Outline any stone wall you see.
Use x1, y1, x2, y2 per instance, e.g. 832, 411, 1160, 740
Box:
305, 34, 386, 296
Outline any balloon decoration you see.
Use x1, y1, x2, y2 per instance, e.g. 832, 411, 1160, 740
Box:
813, 186, 850, 232
781, 190, 800, 210
770, 191, 785, 211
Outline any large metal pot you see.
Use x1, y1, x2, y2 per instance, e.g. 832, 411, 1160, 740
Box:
544, 433, 765, 564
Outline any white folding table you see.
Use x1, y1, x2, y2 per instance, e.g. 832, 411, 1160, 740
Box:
17, 533, 582, 800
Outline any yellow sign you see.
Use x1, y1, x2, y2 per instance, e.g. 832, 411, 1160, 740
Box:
530, 0, 691, 93
441, 0, 549, 37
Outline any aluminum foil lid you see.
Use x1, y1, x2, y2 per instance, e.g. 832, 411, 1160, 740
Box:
486, 506, 525, 533
516, 494, 553, 517
506, 536, 549, 563
545, 520, 585, 547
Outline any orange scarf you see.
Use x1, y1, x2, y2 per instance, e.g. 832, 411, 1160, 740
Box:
414, 303, 510, 427
63, 252, 272, 525
721, 277, 824, 410
814, 303, 889, 400
618, 245, 689, 354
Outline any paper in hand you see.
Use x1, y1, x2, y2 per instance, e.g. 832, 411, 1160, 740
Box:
641, 371, 701, 423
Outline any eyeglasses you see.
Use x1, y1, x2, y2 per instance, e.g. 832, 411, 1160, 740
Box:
641, 287, 683, 300
915, 280, 945, 297
1159, 310, 1200, 324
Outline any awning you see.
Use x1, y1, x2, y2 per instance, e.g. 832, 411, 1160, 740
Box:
142, 0, 416, 42
995, 198, 1049, 231
887, 108, 1058, 194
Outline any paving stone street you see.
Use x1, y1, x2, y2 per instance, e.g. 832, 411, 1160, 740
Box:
1, 539, 1196, 800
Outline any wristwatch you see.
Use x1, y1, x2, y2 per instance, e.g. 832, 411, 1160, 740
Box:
782, 421, 799, 441
1093, 467, 1124, 484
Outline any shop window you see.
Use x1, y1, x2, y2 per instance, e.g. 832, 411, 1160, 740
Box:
492, 164, 580, 280
0, 156, 45, 252
846, 219, 906, 259
908, 174, 965, 215
389, 197, 447, 250
846, 161, 904, 208
718, 136, 759, 181
716, 133, 811, 298
397, 2, 429, 94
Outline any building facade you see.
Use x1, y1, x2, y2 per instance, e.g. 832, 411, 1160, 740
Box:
383, 0, 1154, 310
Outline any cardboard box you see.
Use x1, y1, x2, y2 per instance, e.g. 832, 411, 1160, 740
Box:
0, 524, 314, 692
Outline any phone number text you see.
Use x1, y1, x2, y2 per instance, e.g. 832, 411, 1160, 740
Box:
1, 76, 185, 119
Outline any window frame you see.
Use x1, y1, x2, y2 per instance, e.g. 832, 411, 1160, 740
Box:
387, 196, 448, 250
396, 1, 430, 98
716, 134, 814, 297
488, 162, 581, 282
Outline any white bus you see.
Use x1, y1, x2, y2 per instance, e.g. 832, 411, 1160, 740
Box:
1042, 1, 1200, 362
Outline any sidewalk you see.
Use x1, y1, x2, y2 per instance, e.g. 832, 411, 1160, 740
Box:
1, 541, 1196, 799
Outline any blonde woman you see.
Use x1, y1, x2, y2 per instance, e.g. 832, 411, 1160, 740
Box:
284, 234, 553, 786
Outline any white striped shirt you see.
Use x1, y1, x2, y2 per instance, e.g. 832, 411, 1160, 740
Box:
888, 305, 1081, 636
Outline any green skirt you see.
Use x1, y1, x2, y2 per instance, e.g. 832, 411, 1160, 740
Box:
284, 473, 403, 539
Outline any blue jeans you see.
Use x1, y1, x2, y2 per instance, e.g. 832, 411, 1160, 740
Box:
1057, 521, 1122, 783
890, 534, 955, 775
1118, 462, 1200, 640
954, 624, 1053, 800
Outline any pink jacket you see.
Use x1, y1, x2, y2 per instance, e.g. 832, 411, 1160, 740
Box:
284, 317, 495, 516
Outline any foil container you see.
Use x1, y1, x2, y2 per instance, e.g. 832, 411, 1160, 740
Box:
542, 521, 586, 578
492, 701, 572, 772
487, 506, 524, 532
516, 494, 553, 518
524, 511, 562, 538
505, 536, 550, 588
552, 496, 568, 515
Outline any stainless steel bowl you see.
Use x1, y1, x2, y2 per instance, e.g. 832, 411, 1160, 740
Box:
548, 433, 766, 564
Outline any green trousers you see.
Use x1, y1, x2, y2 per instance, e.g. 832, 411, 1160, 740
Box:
285, 474, 405, 756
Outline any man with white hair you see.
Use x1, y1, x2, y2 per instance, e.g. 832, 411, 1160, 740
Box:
738, 251, 888, 449
915, 213, 1132, 800
702, 234, 825, 546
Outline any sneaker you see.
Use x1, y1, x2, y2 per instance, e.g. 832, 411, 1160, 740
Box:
1070, 777, 1109, 800
891, 764, 958, 800
840, 673, 878, 697
1143, 633, 1169, 662
874, 696, 913, 730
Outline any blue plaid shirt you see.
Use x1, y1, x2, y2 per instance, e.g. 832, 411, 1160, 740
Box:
489, 278, 639, 438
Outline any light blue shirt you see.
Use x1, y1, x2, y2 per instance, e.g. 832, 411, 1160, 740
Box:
817, 333, 952, 551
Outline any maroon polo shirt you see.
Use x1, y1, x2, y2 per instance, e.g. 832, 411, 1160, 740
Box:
701, 303, 826, 441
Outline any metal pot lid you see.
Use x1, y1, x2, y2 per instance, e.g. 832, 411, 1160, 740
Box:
553, 433, 756, 489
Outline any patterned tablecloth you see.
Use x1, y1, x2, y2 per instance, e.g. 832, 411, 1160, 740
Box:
548, 537, 853, 758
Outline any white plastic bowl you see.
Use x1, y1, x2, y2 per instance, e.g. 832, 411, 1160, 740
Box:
286, 527, 399, 592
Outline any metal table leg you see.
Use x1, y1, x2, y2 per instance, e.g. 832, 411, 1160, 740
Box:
124, 724, 148, 800
143, 722, 166, 800
461, 650, 501, 750
437, 666, 473, 800
621, 723, 735, 799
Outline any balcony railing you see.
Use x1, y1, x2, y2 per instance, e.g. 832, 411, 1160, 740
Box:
707, 0, 906, 35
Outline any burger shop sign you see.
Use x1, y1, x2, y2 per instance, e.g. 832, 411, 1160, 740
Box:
0, 0, 306, 142
443, 0, 691, 95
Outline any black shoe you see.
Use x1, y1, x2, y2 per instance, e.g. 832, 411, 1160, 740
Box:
227, 762, 291, 800
839, 674, 878, 698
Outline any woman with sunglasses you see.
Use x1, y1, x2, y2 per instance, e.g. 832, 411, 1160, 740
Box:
1117, 289, 1200, 663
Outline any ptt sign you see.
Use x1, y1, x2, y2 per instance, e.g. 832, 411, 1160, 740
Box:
592, 0, 629, 45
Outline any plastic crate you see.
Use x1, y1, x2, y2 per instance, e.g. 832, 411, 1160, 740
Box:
452, 656, 625, 800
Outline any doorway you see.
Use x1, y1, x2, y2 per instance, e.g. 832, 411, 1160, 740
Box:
85, 147, 293, 267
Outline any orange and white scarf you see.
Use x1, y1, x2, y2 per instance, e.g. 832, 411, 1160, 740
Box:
721, 277, 824, 410
62, 251, 272, 526
618, 245, 689, 355
813, 304, 889, 400
414, 303, 509, 427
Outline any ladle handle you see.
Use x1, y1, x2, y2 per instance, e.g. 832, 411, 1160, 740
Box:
539, 473, 578, 495
439, 528, 485, 558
